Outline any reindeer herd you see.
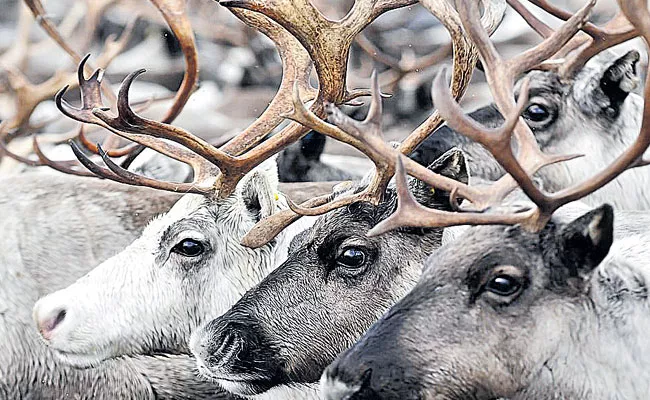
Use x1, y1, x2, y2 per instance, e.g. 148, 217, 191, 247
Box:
1, 0, 650, 399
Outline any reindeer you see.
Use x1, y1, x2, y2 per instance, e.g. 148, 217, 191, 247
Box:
184, 1, 511, 397
320, 1, 650, 399
189, 147, 469, 398
26, 1, 444, 399
412, 48, 648, 210
190, 0, 650, 398
0, 1, 334, 398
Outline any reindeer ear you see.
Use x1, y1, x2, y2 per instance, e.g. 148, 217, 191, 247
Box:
600, 50, 640, 113
240, 159, 280, 222
555, 204, 614, 277
300, 131, 326, 161
408, 148, 469, 210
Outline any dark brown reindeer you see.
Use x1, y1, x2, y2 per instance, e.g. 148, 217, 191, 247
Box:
322, 0, 650, 399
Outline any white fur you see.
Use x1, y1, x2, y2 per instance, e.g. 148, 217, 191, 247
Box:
32, 160, 313, 369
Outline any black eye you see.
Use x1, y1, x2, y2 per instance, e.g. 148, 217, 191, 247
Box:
523, 103, 550, 122
485, 275, 521, 296
336, 247, 366, 269
172, 239, 204, 257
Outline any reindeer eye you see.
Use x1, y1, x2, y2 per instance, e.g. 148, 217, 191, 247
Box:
336, 247, 367, 270
485, 275, 521, 296
172, 239, 205, 257
523, 103, 550, 122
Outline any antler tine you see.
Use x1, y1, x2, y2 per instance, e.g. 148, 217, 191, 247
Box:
368, 155, 536, 236
241, 192, 334, 248
507, 0, 554, 39
23, 0, 118, 105
0, 17, 135, 134
32, 135, 96, 177
78, 125, 137, 157
148, 0, 199, 124
219, 9, 316, 156
399, 0, 506, 155
526, 0, 639, 77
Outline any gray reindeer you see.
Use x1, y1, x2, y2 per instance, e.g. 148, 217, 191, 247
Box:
321, 203, 650, 400
188, 148, 469, 398
191, 0, 650, 397
321, 0, 650, 397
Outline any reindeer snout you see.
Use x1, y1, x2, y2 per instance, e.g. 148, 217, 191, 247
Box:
33, 299, 68, 341
190, 312, 284, 391
192, 318, 248, 370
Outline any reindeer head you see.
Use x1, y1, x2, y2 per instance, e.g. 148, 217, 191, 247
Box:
32, 159, 287, 367
189, 149, 469, 396
321, 204, 623, 399
414, 49, 643, 190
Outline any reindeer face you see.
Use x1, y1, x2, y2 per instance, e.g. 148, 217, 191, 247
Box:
189, 149, 469, 396
321, 205, 615, 400
414, 51, 642, 189
32, 163, 282, 368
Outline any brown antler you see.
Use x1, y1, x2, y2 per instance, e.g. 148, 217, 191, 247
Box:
398, 0, 506, 155
218, 9, 316, 156
513, 0, 639, 77
241, 0, 506, 248
0, 24, 136, 165
55, 0, 421, 198
370, 0, 650, 235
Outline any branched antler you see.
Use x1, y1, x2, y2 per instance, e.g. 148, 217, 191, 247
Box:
371, 0, 650, 235
241, 0, 506, 248
398, 0, 506, 155
513, 0, 639, 77
219, 9, 316, 156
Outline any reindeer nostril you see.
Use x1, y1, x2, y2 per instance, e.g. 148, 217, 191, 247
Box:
37, 307, 67, 339
52, 309, 67, 330
204, 330, 242, 368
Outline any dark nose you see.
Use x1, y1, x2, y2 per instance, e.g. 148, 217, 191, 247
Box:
196, 319, 247, 370
195, 313, 280, 376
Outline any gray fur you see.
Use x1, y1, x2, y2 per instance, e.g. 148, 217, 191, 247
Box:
322, 204, 650, 399
189, 149, 470, 397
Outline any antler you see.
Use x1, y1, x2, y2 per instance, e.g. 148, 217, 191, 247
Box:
56, 1, 421, 198
0, 24, 136, 167
511, 0, 639, 77
240, 0, 506, 248
218, 9, 316, 156
371, 0, 650, 235
398, 0, 506, 155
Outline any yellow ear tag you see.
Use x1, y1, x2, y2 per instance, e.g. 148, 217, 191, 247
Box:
430, 188, 436, 195
274, 193, 279, 201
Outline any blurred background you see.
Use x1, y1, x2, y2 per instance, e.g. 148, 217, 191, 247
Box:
0, 0, 644, 175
